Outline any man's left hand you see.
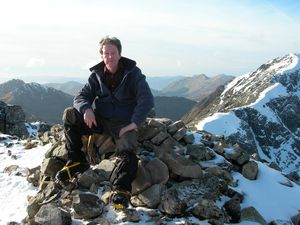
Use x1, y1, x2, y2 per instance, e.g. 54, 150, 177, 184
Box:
119, 122, 138, 137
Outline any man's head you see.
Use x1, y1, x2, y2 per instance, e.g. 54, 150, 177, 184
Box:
99, 36, 122, 73
99, 36, 122, 55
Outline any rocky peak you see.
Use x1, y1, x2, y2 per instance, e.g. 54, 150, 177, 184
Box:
183, 52, 300, 177
0, 79, 25, 96
0, 79, 73, 124
219, 53, 300, 112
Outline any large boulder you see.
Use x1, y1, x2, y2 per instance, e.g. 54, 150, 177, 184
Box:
34, 203, 72, 225
0, 101, 28, 137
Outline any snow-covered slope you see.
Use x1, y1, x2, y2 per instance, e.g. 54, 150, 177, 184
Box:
1, 132, 300, 224
185, 53, 300, 176
0, 134, 50, 224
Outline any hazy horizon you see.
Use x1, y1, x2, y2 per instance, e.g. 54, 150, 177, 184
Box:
1, 0, 300, 83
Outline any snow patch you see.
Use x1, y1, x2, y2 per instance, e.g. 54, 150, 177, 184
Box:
196, 112, 241, 136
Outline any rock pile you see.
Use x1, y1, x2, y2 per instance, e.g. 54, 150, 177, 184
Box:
0, 100, 28, 137
11, 118, 300, 225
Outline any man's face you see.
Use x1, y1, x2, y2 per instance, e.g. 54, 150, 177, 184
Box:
101, 44, 121, 72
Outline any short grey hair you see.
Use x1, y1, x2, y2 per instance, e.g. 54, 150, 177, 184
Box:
99, 36, 122, 55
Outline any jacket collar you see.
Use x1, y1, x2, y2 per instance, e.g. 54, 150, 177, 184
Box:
89, 57, 136, 73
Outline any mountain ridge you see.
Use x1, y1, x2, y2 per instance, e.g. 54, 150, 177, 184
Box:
0, 79, 197, 123
183, 52, 300, 176
0, 79, 73, 124
160, 74, 234, 101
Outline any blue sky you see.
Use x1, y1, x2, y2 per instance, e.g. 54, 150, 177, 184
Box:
1, 0, 300, 83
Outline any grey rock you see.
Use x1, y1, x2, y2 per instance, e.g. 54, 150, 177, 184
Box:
187, 144, 216, 161
50, 142, 68, 161
138, 184, 163, 208
158, 187, 187, 215
191, 198, 229, 225
138, 125, 161, 141
0, 101, 29, 137
3, 165, 19, 175
151, 131, 170, 145
159, 176, 227, 215
223, 196, 241, 223
94, 159, 115, 181
27, 192, 45, 219
72, 192, 104, 219
78, 169, 102, 189
34, 203, 72, 225
183, 133, 195, 144
131, 161, 152, 195
120, 208, 140, 223
157, 149, 203, 179
172, 127, 187, 141
40, 157, 65, 178
242, 161, 259, 180
240, 206, 267, 225
145, 158, 169, 185
167, 120, 185, 135
148, 117, 173, 127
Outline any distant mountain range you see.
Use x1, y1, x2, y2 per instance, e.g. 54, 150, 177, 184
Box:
45, 74, 233, 101
0, 79, 73, 124
45, 81, 83, 96
0, 73, 232, 124
43, 74, 232, 121
159, 74, 234, 101
44, 76, 185, 96
183, 52, 300, 177
0, 79, 197, 124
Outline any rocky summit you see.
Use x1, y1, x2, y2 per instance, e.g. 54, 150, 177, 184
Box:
2, 52, 300, 225
4, 117, 298, 225
183, 53, 300, 177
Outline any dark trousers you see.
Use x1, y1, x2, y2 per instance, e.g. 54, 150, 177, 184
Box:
62, 107, 138, 192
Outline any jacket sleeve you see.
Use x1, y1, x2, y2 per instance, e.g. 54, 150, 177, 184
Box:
131, 70, 154, 126
73, 74, 97, 114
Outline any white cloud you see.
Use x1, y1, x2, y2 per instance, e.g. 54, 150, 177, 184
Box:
0, 0, 300, 78
26, 58, 45, 68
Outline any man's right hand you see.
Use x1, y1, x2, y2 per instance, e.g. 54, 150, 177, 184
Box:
84, 108, 97, 128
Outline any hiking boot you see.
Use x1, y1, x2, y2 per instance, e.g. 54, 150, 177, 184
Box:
56, 160, 90, 182
111, 191, 131, 209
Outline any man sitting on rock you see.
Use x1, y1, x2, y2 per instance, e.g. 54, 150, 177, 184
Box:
56, 35, 154, 209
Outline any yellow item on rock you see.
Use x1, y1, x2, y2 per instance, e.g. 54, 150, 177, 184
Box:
62, 162, 81, 181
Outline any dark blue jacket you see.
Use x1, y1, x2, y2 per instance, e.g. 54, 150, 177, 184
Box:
73, 57, 154, 126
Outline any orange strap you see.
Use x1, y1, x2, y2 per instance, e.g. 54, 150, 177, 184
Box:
111, 190, 131, 197
109, 190, 131, 208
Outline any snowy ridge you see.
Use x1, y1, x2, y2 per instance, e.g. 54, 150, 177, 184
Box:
219, 72, 250, 104
195, 52, 300, 176
221, 53, 299, 106
273, 53, 300, 77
